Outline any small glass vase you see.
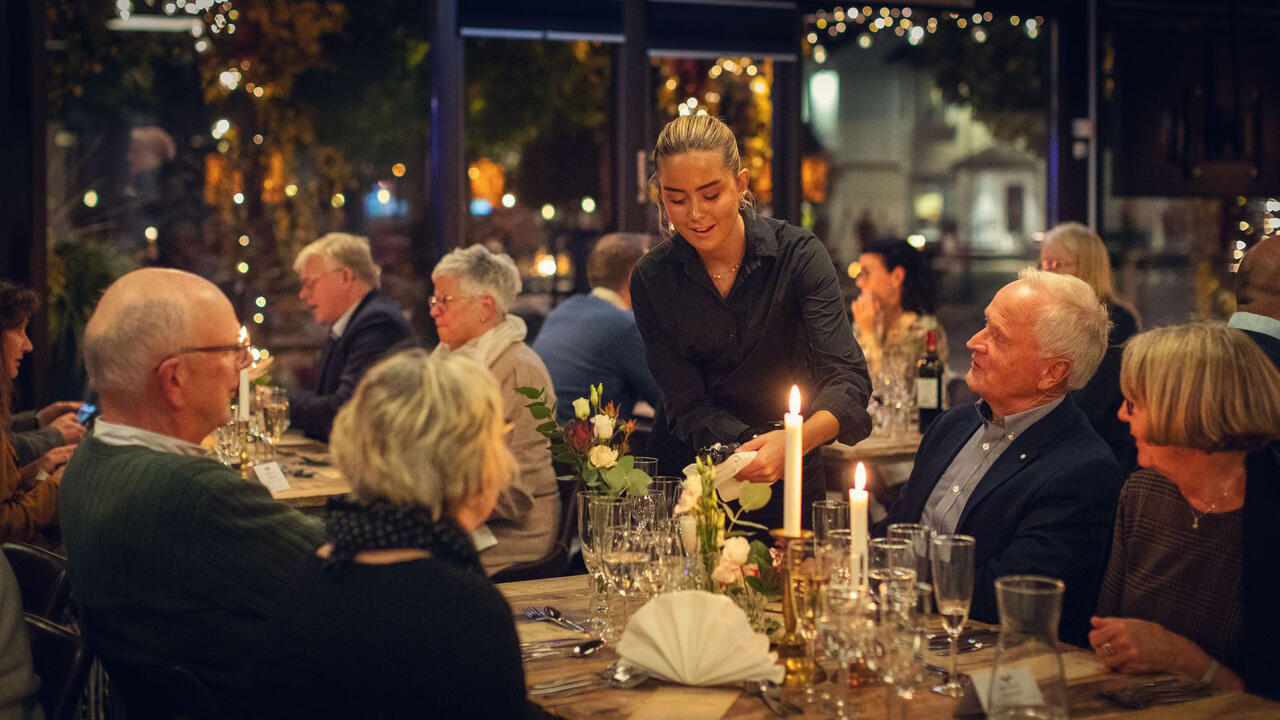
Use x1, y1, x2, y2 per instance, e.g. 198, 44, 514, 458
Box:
987, 575, 1069, 720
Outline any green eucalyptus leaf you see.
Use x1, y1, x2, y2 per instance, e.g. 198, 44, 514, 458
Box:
737, 482, 772, 512
515, 386, 543, 399
733, 519, 770, 531
529, 404, 552, 419
535, 420, 559, 433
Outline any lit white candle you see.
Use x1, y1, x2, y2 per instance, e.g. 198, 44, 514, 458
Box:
238, 326, 251, 421
851, 462, 869, 587
784, 386, 803, 536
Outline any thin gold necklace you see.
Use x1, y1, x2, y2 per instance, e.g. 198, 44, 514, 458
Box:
711, 263, 740, 281
1187, 485, 1234, 530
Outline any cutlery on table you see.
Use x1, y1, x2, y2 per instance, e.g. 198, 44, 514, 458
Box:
743, 680, 802, 717
521, 606, 590, 635
543, 605, 590, 634
529, 663, 649, 697
522, 639, 603, 661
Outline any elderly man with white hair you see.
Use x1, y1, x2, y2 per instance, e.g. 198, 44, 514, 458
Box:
59, 268, 325, 715
291, 232, 414, 440
879, 269, 1122, 646
430, 245, 557, 576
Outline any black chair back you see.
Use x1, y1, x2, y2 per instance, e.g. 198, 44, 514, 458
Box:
490, 475, 583, 583
106, 662, 222, 720
25, 614, 93, 720
3, 542, 71, 621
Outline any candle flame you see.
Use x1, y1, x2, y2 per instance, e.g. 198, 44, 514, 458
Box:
788, 385, 801, 415
238, 325, 248, 343
854, 462, 867, 491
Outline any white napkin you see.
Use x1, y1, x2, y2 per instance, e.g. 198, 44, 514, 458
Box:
617, 590, 784, 686
681, 451, 758, 502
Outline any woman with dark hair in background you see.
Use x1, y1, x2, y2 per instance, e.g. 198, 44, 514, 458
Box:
852, 237, 948, 377
0, 281, 77, 543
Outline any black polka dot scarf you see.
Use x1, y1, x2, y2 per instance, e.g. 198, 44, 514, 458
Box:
323, 495, 484, 576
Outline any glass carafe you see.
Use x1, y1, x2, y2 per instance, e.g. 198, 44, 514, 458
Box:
987, 575, 1068, 720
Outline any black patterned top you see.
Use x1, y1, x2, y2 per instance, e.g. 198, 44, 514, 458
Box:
1096, 469, 1244, 668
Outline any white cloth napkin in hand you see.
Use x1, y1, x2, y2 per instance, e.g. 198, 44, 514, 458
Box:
617, 590, 784, 686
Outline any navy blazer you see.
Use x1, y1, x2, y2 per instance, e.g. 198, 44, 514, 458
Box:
880, 396, 1122, 646
289, 291, 414, 440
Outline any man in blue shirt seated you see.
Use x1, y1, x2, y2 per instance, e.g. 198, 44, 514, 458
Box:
533, 233, 659, 423
878, 269, 1122, 646
291, 233, 414, 440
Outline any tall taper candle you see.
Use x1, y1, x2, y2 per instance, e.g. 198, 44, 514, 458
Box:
784, 386, 803, 536
851, 462, 869, 586
238, 326, 251, 421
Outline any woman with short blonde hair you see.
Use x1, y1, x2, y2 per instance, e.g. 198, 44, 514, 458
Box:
1039, 222, 1142, 473
1092, 323, 1280, 700
255, 350, 533, 718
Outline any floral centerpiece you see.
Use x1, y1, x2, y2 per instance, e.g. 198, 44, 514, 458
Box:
676, 455, 782, 630
516, 383, 651, 496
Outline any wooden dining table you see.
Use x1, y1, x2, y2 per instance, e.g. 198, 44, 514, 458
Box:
499, 575, 1280, 719
266, 432, 350, 509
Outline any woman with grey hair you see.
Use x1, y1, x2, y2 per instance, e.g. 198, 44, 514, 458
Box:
255, 350, 536, 717
429, 245, 558, 575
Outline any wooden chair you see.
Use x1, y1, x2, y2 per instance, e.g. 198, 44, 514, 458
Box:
490, 475, 583, 583
3, 542, 71, 621
24, 614, 94, 720
105, 662, 222, 720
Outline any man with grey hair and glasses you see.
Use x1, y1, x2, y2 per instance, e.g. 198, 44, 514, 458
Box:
59, 268, 325, 715
878, 269, 1122, 646
292, 232, 414, 440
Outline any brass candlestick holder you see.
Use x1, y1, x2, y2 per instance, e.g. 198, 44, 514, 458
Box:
771, 529, 826, 689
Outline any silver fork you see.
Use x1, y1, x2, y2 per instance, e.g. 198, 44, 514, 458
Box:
522, 606, 583, 634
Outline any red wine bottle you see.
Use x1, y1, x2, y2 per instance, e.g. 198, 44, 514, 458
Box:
916, 329, 944, 433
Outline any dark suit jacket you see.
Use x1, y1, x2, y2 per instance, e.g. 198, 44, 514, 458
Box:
1242, 329, 1280, 371
879, 396, 1122, 646
290, 291, 414, 440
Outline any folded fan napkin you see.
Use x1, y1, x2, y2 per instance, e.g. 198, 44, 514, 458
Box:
617, 590, 784, 686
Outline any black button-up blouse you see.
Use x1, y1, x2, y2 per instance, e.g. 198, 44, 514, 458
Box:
630, 210, 873, 472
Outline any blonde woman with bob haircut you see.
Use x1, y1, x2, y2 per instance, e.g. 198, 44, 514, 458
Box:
1039, 222, 1142, 473
1091, 323, 1280, 701
254, 349, 534, 718
630, 114, 872, 537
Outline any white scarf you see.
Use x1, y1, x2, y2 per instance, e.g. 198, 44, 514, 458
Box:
433, 314, 528, 368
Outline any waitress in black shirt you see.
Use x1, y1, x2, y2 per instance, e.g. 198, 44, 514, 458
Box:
631, 114, 873, 531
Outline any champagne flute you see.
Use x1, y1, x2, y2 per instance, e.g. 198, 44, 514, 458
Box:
584, 495, 624, 637
930, 534, 976, 697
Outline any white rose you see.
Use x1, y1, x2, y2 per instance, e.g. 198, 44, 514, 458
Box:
591, 414, 613, 440
587, 445, 618, 469
673, 486, 700, 515
722, 536, 751, 566
573, 397, 590, 420
711, 556, 744, 585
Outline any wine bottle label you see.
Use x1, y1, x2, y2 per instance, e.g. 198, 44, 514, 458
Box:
916, 377, 940, 409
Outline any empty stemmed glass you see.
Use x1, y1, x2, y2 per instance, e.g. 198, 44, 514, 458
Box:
816, 585, 876, 719
580, 494, 624, 637
600, 525, 652, 635
930, 534, 976, 697
817, 529, 854, 588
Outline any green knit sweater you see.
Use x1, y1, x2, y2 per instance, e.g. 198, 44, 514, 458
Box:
59, 437, 325, 716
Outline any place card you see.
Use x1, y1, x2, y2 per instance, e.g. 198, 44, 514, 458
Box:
254, 462, 291, 492
964, 666, 1044, 713
472, 524, 498, 552
629, 686, 739, 720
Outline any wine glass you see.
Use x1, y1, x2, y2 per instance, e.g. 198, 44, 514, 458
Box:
812, 499, 849, 542
930, 534, 976, 697
256, 386, 290, 444
817, 529, 854, 588
600, 525, 652, 635
648, 475, 683, 519
869, 537, 916, 602
786, 538, 828, 703
632, 456, 659, 477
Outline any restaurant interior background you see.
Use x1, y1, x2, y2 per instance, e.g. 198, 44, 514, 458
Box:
2, 0, 1278, 406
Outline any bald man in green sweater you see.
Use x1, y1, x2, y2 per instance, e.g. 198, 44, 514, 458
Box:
60, 268, 325, 717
